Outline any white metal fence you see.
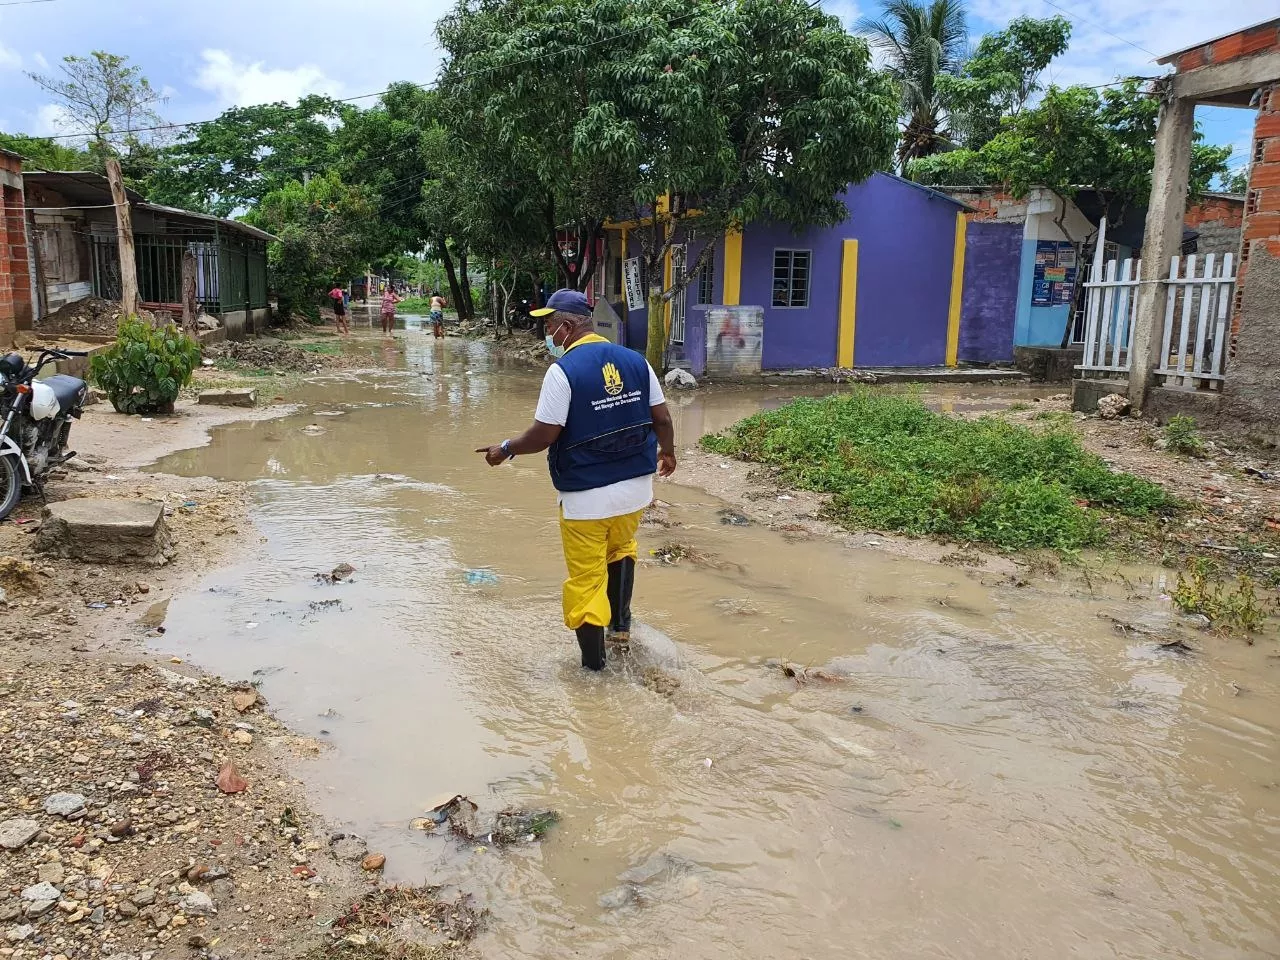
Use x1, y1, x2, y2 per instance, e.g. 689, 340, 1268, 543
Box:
1075, 217, 1236, 389
1079, 255, 1141, 378
1154, 253, 1235, 390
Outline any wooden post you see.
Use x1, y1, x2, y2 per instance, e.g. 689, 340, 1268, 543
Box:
181, 249, 198, 333
105, 157, 139, 317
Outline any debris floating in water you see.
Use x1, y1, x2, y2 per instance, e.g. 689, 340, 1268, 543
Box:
315, 562, 356, 584
463, 569, 499, 586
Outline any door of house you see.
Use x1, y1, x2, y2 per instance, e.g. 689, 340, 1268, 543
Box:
670, 244, 686, 344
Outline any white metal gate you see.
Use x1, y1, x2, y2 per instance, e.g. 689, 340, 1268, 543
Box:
1154, 253, 1235, 390
1075, 217, 1236, 389
669, 244, 686, 344
1079, 255, 1141, 377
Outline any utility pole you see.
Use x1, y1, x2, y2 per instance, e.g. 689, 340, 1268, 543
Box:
105, 156, 140, 317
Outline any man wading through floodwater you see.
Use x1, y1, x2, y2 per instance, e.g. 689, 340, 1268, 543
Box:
477, 289, 677, 670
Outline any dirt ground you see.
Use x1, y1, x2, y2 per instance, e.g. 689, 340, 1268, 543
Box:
0, 398, 478, 960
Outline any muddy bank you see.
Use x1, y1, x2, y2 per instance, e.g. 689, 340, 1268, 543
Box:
0, 383, 471, 959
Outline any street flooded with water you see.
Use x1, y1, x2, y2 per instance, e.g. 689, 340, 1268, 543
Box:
150, 330, 1280, 960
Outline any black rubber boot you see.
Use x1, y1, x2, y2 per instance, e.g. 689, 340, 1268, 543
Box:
576, 625, 606, 671
606, 557, 635, 643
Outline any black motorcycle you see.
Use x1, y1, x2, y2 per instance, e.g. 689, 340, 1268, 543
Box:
0, 348, 89, 520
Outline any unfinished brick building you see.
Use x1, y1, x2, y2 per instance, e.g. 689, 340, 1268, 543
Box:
0, 149, 33, 343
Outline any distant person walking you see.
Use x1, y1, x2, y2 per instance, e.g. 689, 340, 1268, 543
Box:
380, 285, 401, 337
429, 293, 447, 339
476, 289, 676, 671
328, 285, 349, 336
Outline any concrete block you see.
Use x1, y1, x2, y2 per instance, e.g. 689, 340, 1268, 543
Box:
1014, 346, 1083, 383
1072, 378, 1129, 413
35, 499, 173, 565
198, 388, 256, 408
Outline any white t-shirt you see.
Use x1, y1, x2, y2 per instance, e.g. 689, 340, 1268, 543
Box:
533, 358, 666, 521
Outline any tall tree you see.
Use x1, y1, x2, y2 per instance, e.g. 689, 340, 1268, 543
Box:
859, 0, 968, 167
940, 15, 1071, 150
28, 52, 167, 315
909, 80, 1232, 344
0, 132, 91, 171
246, 172, 377, 321
146, 96, 342, 216
439, 0, 898, 369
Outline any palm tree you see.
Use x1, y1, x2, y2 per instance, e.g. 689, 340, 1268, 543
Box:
859, 0, 969, 168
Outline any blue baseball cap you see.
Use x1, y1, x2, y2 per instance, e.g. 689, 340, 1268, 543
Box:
530, 288, 592, 317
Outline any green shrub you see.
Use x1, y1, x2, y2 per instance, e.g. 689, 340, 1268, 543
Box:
701, 390, 1176, 551
1173, 557, 1270, 634
1162, 415, 1204, 456
90, 317, 202, 415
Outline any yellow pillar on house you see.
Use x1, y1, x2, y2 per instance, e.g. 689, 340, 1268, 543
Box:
722, 230, 742, 306
837, 239, 858, 369
946, 212, 967, 368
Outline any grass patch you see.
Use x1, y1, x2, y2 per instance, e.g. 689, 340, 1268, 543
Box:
298, 341, 341, 355
700, 390, 1174, 551
1162, 414, 1204, 456
1173, 557, 1271, 636
396, 296, 435, 313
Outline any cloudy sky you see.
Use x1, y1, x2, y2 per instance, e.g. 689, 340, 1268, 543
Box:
0, 0, 1272, 181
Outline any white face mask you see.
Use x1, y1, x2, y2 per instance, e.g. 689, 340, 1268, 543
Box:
545, 322, 568, 358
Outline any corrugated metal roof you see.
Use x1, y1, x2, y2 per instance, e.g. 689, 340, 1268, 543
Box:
23, 171, 276, 242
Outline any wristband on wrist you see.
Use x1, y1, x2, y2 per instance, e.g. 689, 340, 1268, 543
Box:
501, 439, 514, 460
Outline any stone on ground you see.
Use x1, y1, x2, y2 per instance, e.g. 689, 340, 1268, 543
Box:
1096, 393, 1132, 419
35, 499, 173, 565
0, 818, 40, 851
197, 388, 256, 408
43, 792, 87, 817
664, 368, 698, 390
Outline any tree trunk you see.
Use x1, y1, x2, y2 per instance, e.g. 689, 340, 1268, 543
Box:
458, 249, 475, 320
440, 240, 465, 322
181, 250, 198, 333
105, 157, 140, 317
645, 286, 666, 373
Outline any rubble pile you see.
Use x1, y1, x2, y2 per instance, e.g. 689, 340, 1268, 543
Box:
204, 339, 338, 374
0, 660, 363, 957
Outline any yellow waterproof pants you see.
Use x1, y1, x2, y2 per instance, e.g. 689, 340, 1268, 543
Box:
558, 509, 642, 629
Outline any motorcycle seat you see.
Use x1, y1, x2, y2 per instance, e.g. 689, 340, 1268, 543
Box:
43, 374, 87, 414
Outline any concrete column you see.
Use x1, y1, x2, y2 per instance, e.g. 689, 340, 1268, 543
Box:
1128, 96, 1196, 409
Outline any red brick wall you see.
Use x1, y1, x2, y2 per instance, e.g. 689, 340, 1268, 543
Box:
1184, 196, 1244, 229
1233, 84, 1280, 340
0, 152, 32, 343
1174, 21, 1280, 73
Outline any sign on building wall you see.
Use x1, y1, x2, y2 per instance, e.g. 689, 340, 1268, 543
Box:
705, 305, 764, 377
623, 257, 645, 311
1032, 240, 1079, 306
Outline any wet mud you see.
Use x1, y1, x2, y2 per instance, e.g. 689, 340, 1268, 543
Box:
147, 333, 1280, 959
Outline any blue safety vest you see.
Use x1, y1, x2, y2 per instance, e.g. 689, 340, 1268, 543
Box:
547, 337, 657, 492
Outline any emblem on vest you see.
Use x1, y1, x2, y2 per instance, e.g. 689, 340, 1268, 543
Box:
602, 361, 624, 397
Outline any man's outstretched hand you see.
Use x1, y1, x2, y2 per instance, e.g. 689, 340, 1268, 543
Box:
658, 450, 677, 477
476, 445, 508, 467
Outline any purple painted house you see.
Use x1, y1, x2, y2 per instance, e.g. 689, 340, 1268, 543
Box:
598, 173, 972, 373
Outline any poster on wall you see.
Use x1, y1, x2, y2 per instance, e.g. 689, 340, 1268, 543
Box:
623, 257, 645, 311
1032, 240, 1079, 306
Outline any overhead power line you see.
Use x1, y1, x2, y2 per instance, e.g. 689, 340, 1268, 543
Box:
20, 7, 711, 143
1037, 0, 1159, 59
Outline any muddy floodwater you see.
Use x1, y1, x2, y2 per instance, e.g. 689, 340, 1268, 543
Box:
151, 332, 1280, 959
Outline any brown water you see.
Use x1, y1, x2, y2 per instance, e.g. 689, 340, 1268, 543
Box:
152, 332, 1280, 960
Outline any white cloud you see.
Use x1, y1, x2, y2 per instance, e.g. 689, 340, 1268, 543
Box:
195, 49, 342, 109
966, 0, 1279, 86
33, 103, 73, 137
31, 51, 48, 71
0, 43, 21, 70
